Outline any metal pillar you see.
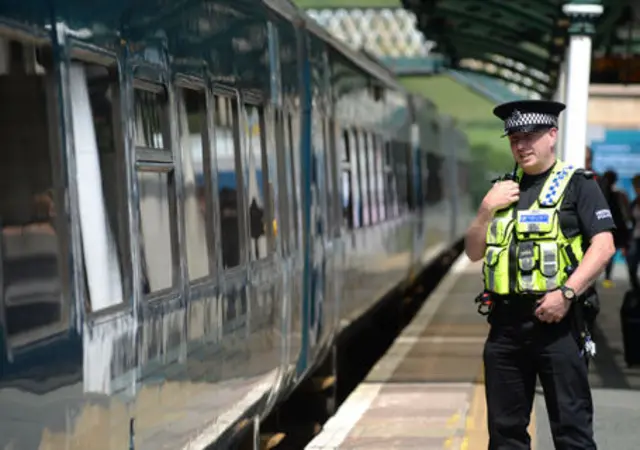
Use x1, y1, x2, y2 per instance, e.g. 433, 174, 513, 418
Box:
561, 0, 603, 168
554, 57, 568, 159
0, 38, 8, 75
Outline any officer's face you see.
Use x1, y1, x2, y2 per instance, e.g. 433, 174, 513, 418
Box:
508, 128, 557, 173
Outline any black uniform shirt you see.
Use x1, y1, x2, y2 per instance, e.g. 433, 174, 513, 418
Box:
516, 162, 616, 253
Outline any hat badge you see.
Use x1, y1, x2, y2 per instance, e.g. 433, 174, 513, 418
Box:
510, 109, 523, 122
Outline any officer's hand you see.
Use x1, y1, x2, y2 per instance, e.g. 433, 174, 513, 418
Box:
535, 290, 571, 323
481, 181, 520, 213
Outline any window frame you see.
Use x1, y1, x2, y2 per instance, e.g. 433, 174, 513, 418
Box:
175, 78, 218, 285
364, 131, 377, 225
0, 39, 72, 348
283, 101, 301, 254
382, 138, 398, 220
212, 86, 247, 273
353, 127, 367, 228
369, 132, 382, 224
325, 118, 341, 238
340, 126, 356, 231
70, 50, 135, 320
132, 78, 181, 302
273, 107, 292, 256
241, 95, 274, 263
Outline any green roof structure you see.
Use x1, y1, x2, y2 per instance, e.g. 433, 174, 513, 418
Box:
399, 0, 628, 97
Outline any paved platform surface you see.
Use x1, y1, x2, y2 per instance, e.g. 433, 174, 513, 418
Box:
305, 255, 640, 450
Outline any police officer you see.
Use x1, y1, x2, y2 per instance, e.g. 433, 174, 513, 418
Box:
464, 100, 616, 449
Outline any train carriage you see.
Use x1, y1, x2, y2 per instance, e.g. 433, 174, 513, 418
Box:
0, 0, 474, 448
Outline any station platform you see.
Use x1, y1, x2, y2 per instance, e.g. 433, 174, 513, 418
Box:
306, 255, 640, 450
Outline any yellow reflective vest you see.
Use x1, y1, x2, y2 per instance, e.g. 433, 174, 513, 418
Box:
483, 160, 584, 295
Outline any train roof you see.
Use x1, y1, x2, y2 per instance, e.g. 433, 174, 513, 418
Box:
263, 0, 406, 94
0, 0, 406, 99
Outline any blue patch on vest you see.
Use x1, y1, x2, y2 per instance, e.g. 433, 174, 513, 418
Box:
518, 212, 551, 224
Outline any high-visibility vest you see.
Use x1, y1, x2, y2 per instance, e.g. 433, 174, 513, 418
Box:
483, 160, 584, 295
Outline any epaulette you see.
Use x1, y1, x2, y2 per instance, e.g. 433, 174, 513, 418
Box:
575, 168, 595, 179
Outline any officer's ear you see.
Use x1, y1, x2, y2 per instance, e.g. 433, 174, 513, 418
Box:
548, 127, 558, 147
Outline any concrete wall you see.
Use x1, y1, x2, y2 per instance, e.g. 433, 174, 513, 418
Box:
588, 84, 640, 128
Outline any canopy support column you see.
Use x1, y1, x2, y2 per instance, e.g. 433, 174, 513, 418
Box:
554, 55, 568, 159
561, 1, 603, 168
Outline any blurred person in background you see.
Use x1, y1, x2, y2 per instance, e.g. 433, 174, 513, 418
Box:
626, 174, 640, 291
599, 170, 631, 288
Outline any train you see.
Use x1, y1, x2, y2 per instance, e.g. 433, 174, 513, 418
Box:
0, 0, 480, 449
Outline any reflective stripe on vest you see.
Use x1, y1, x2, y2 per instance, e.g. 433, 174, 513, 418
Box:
483, 160, 585, 295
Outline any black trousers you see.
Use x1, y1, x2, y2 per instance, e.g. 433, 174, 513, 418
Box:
483, 302, 596, 450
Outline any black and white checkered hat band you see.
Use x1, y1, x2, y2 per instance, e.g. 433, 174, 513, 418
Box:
504, 112, 558, 134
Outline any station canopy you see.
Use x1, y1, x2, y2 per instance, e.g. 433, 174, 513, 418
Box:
400, 0, 630, 98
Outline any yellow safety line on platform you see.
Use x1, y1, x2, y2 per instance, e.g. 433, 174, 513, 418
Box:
460, 365, 487, 450
460, 364, 537, 450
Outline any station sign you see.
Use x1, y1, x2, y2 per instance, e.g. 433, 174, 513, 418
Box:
591, 129, 640, 200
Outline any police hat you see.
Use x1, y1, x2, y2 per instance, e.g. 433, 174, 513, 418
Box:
493, 100, 566, 137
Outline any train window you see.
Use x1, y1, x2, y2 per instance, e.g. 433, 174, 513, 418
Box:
391, 141, 410, 213
135, 89, 165, 150
326, 118, 341, 237
274, 110, 291, 254
361, 133, 371, 225
261, 109, 276, 256
285, 112, 300, 250
421, 151, 429, 208
383, 140, 398, 219
310, 110, 325, 235
406, 142, 416, 211
214, 94, 243, 269
79, 61, 128, 312
340, 129, 354, 229
356, 130, 369, 227
0, 41, 69, 343
426, 152, 444, 205
458, 160, 469, 199
374, 135, 386, 222
134, 86, 178, 295
366, 133, 378, 224
244, 103, 270, 261
321, 118, 333, 235
178, 88, 213, 280
353, 129, 363, 228
322, 119, 340, 236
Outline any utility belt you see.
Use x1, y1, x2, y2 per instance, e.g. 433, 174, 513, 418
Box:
474, 292, 543, 319
475, 289, 597, 359
476, 288, 598, 315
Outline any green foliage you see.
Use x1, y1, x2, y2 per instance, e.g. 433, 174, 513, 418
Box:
398, 74, 515, 209
400, 76, 499, 125
467, 144, 514, 209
